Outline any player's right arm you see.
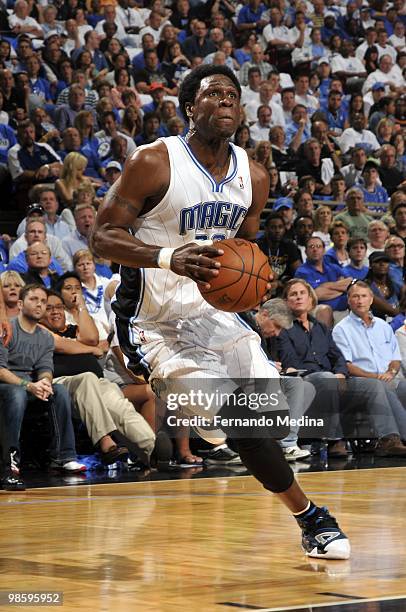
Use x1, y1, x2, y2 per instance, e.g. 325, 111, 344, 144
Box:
90, 142, 223, 287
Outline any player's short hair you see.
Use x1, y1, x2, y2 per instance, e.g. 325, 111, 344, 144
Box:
178, 64, 241, 121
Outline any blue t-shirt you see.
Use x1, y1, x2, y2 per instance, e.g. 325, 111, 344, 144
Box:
295, 260, 351, 310
0, 124, 16, 165
342, 264, 368, 280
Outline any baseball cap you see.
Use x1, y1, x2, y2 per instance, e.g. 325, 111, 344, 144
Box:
45, 30, 60, 41
273, 197, 293, 211
26, 203, 45, 216
318, 57, 330, 66
149, 82, 165, 92
106, 161, 122, 172
369, 251, 391, 264
372, 82, 385, 91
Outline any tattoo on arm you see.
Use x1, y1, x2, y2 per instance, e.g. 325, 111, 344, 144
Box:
106, 183, 139, 215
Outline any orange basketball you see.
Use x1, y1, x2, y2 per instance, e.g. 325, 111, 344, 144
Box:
199, 238, 272, 312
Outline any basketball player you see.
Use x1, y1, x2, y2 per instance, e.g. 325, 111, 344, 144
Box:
91, 65, 350, 560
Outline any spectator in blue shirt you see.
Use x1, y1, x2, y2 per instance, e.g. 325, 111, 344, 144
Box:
324, 221, 350, 268
343, 238, 369, 280
285, 104, 311, 149
26, 55, 52, 106
295, 235, 352, 312
384, 236, 405, 294
237, 0, 267, 35
358, 161, 389, 214
96, 161, 121, 198
325, 90, 348, 137
0, 122, 17, 167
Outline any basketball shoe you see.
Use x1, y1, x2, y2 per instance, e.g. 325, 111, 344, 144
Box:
295, 504, 351, 559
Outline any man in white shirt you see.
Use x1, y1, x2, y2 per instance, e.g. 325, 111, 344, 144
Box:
362, 55, 406, 94
331, 41, 367, 80
116, 0, 146, 35
249, 105, 273, 142
139, 11, 166, 44
244, 81, 286, 126
8, 0, 43, 40
376, 30, 397, 62
263, 7, 296, 49
241, 66, 262, 107
95, 5, 126, 41
294, 74, 319, 115
338, 113, 380, 155
389, 21, 405, 52
355, 27, 377, 60
340, 146, 367, 188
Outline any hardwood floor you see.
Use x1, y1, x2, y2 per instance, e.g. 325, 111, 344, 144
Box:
0, 467, 405, 612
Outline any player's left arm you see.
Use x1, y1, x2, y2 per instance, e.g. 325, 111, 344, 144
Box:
236, 160, 270, 241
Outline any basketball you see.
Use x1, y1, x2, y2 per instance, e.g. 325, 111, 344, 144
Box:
198, 238, 272, 312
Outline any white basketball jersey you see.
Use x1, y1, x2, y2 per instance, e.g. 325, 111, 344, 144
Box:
130, 135, 253, 323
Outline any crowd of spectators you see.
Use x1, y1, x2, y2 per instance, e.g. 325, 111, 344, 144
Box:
0, 0, 405, 488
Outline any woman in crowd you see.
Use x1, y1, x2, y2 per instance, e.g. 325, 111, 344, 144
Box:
55, 152, 94, 208
73, 249, 110, 332
364, 46, 379, 74
269, 166, 283, 199
234, 31, 257, 66
0, 271, 25, 319
376, 118, 396, 146
324, 220, 350, 267
103, 38, 125, 70
162, 41, 191, 85
366, 251, 400, 319
294, 189, 314, 217
349, 93, 365, 117
366, 219, 390, 257
391, 132, 406, 174
234, 124, 255, 156
74, 110, 99, 154
120, 105, 143, 139
254, 141, 273, 173
110, 68, 140, 109
313, 206, 333, 248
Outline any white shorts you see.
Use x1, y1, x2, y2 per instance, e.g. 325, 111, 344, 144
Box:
127, 310, 281, 419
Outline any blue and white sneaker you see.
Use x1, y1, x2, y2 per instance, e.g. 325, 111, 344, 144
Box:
295, 506, 351, 560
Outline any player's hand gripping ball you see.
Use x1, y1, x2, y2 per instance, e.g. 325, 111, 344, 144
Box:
198, 238, 272, 312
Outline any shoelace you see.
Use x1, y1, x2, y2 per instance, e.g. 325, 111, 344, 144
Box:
297, 506, 339, 530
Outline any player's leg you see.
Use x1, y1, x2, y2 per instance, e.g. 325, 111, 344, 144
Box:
221, 319, 350, 560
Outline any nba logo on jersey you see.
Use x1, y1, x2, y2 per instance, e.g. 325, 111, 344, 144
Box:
139, 330, 146, 343
238, 176, 244, 189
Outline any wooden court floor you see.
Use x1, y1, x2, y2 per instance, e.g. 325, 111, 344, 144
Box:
0, 467, 405, 612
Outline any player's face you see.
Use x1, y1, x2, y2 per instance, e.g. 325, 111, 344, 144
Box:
286, 283, 313, 315
44, 295, 66, 331
191, 75, 240, 139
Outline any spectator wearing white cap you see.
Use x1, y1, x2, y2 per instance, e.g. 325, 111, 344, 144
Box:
96, 161, 122, 198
